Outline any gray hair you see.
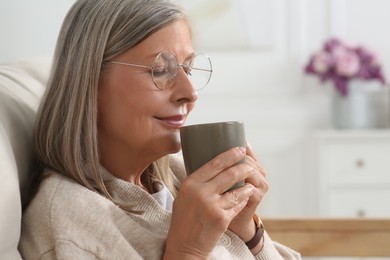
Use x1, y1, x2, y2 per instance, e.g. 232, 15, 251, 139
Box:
34, 0, 186, 205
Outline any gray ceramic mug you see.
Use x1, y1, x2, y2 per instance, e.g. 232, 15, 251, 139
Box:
180, 121, 246, 192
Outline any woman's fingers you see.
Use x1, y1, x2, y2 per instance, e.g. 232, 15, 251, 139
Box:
243, 154, 269, 204
188, 147, 246, 183
245, 142, 258, 161
209, 163, 255, 194
224, 197, 250, 221
219, 183, 255, 209
245, 142, 267, 184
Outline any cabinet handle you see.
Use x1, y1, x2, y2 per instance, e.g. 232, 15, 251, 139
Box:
355, 159, 365, 168
356, 209, 366, 218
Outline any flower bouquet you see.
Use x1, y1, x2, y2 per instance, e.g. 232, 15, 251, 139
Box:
304, 38, 386, 96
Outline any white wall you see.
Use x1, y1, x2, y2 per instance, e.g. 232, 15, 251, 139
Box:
180, 0, 390, 217
0, 0, 75, 62
1, 0, 389, 217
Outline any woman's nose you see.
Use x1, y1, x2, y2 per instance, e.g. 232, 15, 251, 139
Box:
171, 68, 198, 103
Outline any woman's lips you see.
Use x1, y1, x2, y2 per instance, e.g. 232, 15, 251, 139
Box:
155, 115, 185, 128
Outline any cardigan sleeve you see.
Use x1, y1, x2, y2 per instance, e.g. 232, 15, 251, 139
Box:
39, 239, 145, 260
254, 232, 301, 260
40, 240, 99, 260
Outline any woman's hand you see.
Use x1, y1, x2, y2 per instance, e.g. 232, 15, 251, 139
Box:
228, 142, 269, 244
164, 147, 257, 259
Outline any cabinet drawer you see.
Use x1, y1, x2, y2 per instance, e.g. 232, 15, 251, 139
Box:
327, 189, 390, 217
322, 141, 390, 185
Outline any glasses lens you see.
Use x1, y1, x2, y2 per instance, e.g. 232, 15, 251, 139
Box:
152, 52, 177, 90
151, 52, 212, 90
187, 54, 212, 91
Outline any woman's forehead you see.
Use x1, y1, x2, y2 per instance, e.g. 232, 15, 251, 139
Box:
122, 20, 194, 61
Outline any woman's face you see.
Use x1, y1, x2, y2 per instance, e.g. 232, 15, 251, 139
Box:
98, 19, 197, 171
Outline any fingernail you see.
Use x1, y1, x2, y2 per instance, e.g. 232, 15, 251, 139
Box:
239, 147, 246, 155
247, 184, 255, 194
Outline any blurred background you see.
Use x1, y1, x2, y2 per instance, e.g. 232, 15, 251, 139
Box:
1, 0, 389, 220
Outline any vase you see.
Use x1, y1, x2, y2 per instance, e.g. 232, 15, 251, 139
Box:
332, 80, 389, 129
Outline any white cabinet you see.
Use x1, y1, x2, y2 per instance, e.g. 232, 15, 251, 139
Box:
328, 189, 390, 217
308, 130, 390, 260
312, 130, 390, 217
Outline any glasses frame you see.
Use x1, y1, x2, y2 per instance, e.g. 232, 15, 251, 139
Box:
109, 51, 212, 90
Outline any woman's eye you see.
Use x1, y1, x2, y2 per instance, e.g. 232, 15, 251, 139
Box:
152, 66, 169, 77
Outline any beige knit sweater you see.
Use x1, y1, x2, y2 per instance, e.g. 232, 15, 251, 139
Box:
19, 164, 300, 259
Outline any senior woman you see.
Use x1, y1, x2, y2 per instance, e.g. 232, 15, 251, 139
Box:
19, 0, 300, 259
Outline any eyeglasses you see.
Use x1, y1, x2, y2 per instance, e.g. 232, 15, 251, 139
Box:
109, 51, 212, 91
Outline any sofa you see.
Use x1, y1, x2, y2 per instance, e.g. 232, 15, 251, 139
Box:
0, 59, 50, 259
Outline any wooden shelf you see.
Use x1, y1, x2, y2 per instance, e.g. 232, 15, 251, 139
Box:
264, 218, 390, 257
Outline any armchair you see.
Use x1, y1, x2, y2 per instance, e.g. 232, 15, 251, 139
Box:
0, 59, 50, 259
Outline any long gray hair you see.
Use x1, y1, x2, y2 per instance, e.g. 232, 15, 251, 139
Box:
34, 0, 186, 204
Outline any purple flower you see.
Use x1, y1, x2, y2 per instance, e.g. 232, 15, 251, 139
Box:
304, 37, 387, 96
324, 38, 341, 52
312, 51, 331, 74
334, 48, 360, 77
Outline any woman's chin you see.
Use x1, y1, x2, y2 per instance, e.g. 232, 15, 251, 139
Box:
169, 141, 181, 154
169, 135, 182, 154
